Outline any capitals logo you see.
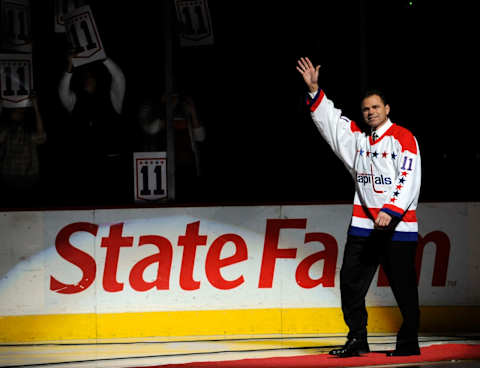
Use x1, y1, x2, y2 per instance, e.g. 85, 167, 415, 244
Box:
357, 173, 392, 186
357, 172, 392, 193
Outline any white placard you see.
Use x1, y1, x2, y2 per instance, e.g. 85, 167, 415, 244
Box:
133, 152, 168, 202
64, 5, 106, 67
0, 53, 33, 108
54, 0, 86, 33
0, 0, 32, 52
175, 0, 214, 47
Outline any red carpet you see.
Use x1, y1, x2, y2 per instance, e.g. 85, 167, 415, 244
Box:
144, 344, 480, 368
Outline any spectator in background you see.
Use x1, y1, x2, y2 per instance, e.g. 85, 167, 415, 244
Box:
0, 94, 47, 206
136, 92, 206, 200
58, 53, 127, 205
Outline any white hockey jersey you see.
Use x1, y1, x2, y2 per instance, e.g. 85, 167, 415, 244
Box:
307, 89, 421, 242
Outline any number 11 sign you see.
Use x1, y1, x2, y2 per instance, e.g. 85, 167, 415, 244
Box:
133, 152, 168, 203
0, 53, 33, 108
1, 0, 32, 52
64, 5, 106, 67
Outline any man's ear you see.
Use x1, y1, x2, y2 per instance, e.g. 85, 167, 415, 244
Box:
385, 104, 390, 116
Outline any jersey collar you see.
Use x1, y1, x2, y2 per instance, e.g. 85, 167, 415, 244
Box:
372, 119, 392, 139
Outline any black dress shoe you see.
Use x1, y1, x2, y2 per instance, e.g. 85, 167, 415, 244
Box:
329, 337, 370, 357
386, 340, 420, 356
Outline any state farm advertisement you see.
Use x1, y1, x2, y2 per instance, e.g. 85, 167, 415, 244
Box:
0, 203, 479, 316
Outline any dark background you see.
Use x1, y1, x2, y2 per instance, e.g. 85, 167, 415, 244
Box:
10, 0, 479, 207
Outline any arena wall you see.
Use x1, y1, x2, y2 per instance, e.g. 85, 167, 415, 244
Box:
1, 202, 479, 342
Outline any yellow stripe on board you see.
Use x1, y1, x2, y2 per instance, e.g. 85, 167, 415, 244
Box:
1, 306, 479, 343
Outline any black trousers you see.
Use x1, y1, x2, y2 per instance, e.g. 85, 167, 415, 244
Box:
340, 232, 420, 340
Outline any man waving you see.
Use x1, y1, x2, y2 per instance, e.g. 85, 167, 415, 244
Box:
297, 57, 422, 357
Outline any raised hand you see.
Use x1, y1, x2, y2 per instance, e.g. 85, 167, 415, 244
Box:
296, 57, 320, 93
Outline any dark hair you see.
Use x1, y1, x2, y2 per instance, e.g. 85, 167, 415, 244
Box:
361, 89, 388, 106
70, 61, 111, 93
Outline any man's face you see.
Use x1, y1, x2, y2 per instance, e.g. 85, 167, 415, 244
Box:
361, 94, 390, 129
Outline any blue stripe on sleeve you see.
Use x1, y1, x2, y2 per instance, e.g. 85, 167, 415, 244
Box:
306, 89, 321, 108
380, 208, 403, 218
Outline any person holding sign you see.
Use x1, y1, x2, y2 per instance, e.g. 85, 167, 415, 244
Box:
136, 92, 206, 201
296, 57, 422, 357
0, 93, 47, 205
59, 53, 125, 117
58, 53, 127, 204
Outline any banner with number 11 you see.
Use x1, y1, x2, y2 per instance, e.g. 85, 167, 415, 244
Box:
133, 152, 168, 203
0, 53, 33, 108
64, 5, 106, 67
